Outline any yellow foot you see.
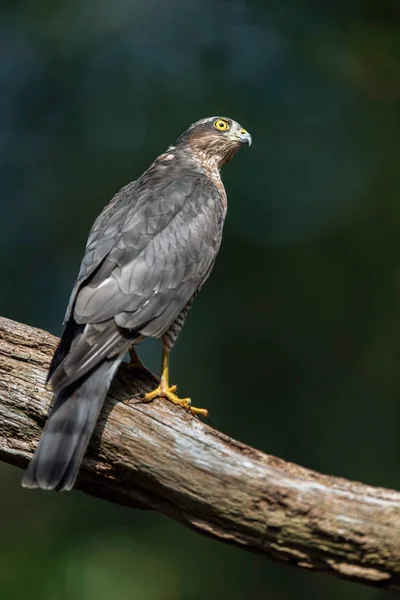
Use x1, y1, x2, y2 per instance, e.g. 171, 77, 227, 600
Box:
144, 382, 208, 418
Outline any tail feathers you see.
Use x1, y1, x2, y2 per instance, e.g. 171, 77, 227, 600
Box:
46, 321, 84, 384
22, 356, 122, 491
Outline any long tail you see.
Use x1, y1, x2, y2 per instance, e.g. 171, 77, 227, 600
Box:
22, 356, 122, 491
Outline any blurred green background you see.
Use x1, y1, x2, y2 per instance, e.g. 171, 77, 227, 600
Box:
1, 0, 399, 598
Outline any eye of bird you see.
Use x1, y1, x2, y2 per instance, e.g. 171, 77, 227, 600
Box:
213, 119, 230, 132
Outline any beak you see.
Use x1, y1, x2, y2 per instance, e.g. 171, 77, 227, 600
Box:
237, 128, 252, 146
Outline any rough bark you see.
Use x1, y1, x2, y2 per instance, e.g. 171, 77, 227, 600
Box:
0, 315, 399, 591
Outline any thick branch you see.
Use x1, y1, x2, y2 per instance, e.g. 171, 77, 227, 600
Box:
0, 316, 399, 590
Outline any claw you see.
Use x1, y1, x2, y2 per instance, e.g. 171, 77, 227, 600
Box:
145, 343, 208, 418
144, 382, 208, 418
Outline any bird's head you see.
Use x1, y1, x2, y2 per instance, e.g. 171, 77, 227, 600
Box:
175, 116, 251, 171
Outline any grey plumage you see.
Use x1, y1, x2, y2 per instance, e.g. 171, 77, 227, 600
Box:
23, 357, 122, 491
22, 116, 251, 491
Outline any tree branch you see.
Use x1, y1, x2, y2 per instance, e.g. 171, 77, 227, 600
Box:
0, 316, 399, 591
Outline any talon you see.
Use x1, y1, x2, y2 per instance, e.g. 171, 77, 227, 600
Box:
143, 382, 207, 418
143, 387, 161, 403
144, 343, 208, 418
189, 406, 209, 418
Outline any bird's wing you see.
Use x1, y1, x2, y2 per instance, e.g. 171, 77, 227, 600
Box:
50, 171, 224, 390
63, 180, 138, 324
73, 173, 224, 337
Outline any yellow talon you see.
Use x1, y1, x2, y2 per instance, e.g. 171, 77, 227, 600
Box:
143, 344, 208, 418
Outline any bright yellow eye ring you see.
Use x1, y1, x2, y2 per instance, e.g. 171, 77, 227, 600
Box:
213, 119, 230, 131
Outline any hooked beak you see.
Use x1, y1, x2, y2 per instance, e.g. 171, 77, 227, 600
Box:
237, 128, 252, 146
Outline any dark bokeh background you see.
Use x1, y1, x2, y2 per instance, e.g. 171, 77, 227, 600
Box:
1, 1, 400, 598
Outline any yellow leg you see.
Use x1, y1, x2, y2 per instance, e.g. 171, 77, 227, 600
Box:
144, 344, 208, 418
127, 347, 145, 369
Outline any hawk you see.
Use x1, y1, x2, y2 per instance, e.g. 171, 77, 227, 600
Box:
22, 116, 251, 491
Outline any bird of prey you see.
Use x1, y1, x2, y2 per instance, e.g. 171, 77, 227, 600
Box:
22, 116, 251, 492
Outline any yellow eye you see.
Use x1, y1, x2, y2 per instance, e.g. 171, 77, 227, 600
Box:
213, 119, 230, 132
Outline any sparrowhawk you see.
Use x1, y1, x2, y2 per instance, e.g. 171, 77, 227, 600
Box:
22, 116, 251, 491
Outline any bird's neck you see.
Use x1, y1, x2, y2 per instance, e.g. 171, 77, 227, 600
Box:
186, 148, 226, 194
